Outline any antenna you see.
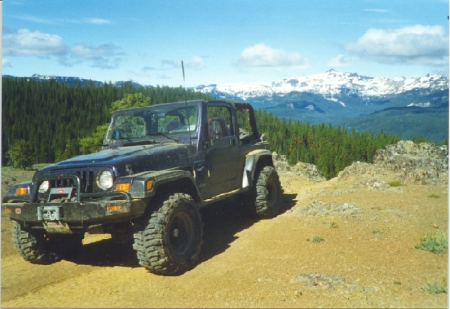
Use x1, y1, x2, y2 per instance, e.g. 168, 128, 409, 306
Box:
181, 61, 192, 143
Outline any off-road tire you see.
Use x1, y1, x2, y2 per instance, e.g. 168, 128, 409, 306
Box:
250, 166, 282, 218
133, 193, 203, 275
11, 221, 60, 264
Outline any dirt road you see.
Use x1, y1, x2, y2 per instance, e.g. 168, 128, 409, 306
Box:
1, 173, 448, 308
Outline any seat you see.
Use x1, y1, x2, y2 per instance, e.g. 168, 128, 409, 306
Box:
208, 117, 229, 139
165, 119, 181, 132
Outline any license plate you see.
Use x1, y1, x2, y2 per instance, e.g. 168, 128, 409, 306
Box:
43, 221, 72, 234
37, 206, 63, 221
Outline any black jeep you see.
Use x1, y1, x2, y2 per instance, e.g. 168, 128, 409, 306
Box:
2, 100, 282, 275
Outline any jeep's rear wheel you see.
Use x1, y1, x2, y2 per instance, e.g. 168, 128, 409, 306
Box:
12, 221, 60, 264
245, 166, 282, 219
133, 193, 203, 275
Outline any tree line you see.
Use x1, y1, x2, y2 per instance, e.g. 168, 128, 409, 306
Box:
2, 77, 213, 166
3, 76, 419, 178
254, 111, 401, 178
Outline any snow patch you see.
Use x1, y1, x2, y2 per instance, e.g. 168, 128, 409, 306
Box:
407, 102, 431, 107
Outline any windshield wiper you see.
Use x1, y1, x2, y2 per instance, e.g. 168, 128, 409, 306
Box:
122, 139, 157, 146
146, 132, 179, 143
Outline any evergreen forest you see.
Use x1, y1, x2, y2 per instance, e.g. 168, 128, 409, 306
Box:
2, 76, 420, 178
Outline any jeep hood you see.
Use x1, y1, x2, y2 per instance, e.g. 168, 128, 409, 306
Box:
40, 143, 196, 176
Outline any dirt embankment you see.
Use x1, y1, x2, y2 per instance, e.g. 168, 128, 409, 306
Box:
1, 141, 448, 308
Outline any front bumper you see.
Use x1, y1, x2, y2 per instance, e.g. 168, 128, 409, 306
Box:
2, 198, 147, 227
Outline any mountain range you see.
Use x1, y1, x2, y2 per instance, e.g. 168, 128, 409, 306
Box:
192, 70, 449, 143
8, 70, 449, 143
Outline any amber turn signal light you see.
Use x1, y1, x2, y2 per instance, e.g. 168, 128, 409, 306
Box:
146, 180, 154, 191
4, 208, 11, 214
15, 187, 28, 195
115, 182, 130, 192
107, 205, 121, 212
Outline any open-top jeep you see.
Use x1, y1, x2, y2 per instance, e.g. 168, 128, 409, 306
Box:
2, 100, 282, 275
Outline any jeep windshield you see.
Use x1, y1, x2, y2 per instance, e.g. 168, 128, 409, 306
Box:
104, 103, 199, 147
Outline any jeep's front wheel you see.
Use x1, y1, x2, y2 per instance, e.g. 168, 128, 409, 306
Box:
253, 166, 282, 218
12, 221, 60, 264
133, 193, 203, 275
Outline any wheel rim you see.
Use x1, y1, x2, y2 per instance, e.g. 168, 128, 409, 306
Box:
169, 211, 194, 256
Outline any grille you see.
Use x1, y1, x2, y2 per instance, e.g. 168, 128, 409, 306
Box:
37, 168, 115, 195
49, 169, 95, 193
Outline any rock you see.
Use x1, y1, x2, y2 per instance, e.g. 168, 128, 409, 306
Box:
374, 141, 448, 185
273, 152, 326, 183
338, 141, 448, 186
290, 273, 357, 291
297, 200, 363, 217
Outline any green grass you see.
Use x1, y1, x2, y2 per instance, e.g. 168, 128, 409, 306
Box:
329, 221, 339, 229
312, 236, 324, 243
428, 194, 441, 198
424, 277, 447, 294
415, 231, 448, 254
387, 180, 403, 187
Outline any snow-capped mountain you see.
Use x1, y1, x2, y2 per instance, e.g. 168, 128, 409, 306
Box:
193, 70, 448, 143
193, 69, 448, 100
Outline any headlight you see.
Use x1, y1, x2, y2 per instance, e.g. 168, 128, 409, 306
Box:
38, 181, 50, 193
97, 171, 114, 190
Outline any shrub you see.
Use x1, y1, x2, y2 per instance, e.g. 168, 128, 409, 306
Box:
415, 231, 448, 254
312, 236, 324, 243
424, 277, 447, 294
428, 194, 441, 198
387, 180, 403, 187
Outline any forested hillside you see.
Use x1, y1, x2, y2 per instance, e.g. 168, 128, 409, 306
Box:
254, 111, 401, 178
3, 76, 413, 178
2, 77, 213, 164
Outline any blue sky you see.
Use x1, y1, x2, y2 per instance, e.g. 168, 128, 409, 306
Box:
2, 0, 449, 87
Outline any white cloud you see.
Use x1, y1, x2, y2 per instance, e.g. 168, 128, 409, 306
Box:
142, 66, 156, 71
184, 56, 205, 70
364, 9, 391, 13
83, 18, 111, 25
3, 29, 67, 56
17, 14, 54, 24
15, 14, 111, 25
238, 43, 308, 67
2, 58, 12, 67
328, 54, 354, 67
160, 58, 205, 71
71, 43, 124, 69
346, 25, 449, 66
3, 28, 124, 69
71, 43, 117, 59
160, 59, 177, 70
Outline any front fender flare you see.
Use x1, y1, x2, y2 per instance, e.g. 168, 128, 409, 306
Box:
117, 170, 199, 199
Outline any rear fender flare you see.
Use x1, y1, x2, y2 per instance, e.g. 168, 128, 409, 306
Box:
242, 149, 274, 189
